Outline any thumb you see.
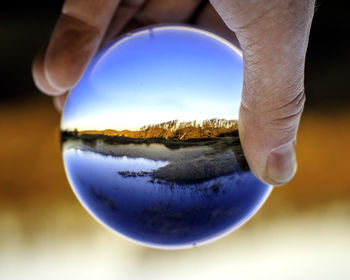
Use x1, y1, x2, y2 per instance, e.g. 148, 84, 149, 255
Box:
210, 0, 315, 185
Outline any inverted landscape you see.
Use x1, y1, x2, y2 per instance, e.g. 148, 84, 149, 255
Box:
61, 118, 249, 185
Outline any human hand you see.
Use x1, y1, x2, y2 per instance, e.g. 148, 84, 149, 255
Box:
32, 0, 234, 109
32, 0, 315, 186
210, 0, 315, 186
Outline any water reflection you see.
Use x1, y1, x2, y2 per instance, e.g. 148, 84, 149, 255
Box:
63, 137, 271, 248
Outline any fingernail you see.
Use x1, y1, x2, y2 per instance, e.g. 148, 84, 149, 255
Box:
266, 141, 297, 185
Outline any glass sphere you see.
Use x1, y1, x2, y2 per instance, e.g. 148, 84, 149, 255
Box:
61, 25, 272, 249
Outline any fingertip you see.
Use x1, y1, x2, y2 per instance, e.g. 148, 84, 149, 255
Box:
32, 48, 62, 96
264, 140, 297, 186
258, 169, 296, 186
44, 14, 102, 92
244, 145, 297, 187
238, 108, 298, 187
53, 92, 68, 112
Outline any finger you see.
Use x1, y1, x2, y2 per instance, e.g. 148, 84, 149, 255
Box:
101, 0, 147, 48
124, 0, 202, 29
53, 92, 69, 112
194, 3, 240, 47
210, 0, 315, 185
32, 46, 61, 95
43, 0, 121, 93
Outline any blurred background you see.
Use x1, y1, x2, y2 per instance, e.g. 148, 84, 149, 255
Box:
1, 1, 349, 279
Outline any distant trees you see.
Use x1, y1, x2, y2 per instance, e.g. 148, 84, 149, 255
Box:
66, 118, 238, 142
139, 118, 238, 131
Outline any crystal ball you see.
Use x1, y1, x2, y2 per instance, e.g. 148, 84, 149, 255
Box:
61, 25, 272, 249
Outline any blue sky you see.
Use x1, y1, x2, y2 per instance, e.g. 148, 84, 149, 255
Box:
61, 25, 243, 131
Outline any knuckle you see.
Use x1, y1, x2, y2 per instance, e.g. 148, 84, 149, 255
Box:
274, 89, 305, 117
269, 89, 305, 132
241, 87, 305, 133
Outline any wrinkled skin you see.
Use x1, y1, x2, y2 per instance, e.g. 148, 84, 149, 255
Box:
32, 0, 315, 186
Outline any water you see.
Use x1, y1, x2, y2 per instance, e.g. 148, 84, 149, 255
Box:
63, 141, 271, 249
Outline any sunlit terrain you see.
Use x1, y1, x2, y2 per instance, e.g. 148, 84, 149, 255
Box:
1, 100, 350, 279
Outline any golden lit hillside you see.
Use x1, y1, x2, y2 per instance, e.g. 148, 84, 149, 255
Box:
75, 119, 238, 140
